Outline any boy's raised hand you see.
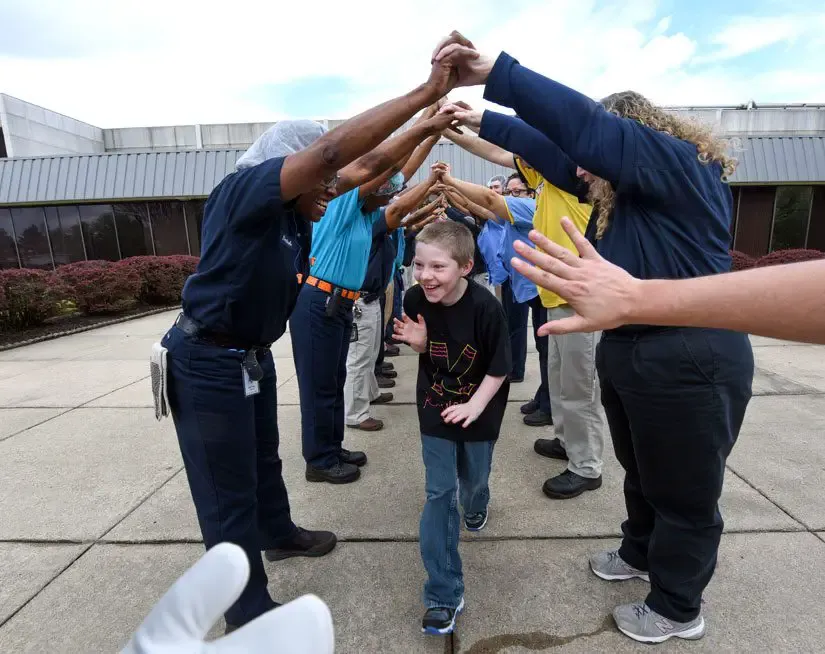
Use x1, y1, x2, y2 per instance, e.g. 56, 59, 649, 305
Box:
393, 313, 428, 353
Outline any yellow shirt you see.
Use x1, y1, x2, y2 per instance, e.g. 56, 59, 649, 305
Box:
516, 158, 593, 309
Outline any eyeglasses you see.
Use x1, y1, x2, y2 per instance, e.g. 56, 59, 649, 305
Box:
504, 188, 531, 197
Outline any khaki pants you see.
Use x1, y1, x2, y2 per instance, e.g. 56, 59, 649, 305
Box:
384, 279, 394, 332
344, 299, 382, 425
546, 305, 606, 478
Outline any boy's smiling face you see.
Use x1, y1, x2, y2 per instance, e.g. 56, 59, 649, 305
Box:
413, 241, 474, 306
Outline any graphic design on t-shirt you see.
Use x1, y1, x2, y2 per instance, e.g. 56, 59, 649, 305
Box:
424, 341, 478, 409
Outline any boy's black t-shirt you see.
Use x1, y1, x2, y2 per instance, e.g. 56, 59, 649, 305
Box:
403, 278, 511, 442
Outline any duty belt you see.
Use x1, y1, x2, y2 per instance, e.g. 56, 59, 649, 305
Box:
174, 313, 270, 351
304, 276, 360, 301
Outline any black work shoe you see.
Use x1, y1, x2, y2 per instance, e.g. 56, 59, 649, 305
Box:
524, 410, 553, 427
422, 598, 465, 635
305, 462, 360, 484
509, 375, 524, 383
520, 399, 538, 415
265, 527, 337, 561
384, 343, 401, 357
370, 392, 394, 405
542, 469, 602, 499
340, 448, 367, 467
378, 361, 394, 372
377, 369, 398, 379
377, 375, 396, 388
534, 437, 568, 460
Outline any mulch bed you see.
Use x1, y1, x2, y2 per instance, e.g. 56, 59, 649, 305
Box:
0, 305, 180, 350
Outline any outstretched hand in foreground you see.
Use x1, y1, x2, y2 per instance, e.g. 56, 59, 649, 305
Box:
512, 218, 640, 335
121, 543, 334, 654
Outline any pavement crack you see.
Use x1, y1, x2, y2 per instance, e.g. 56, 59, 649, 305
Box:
454, 615, 613, 653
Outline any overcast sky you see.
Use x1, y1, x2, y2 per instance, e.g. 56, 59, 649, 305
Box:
1, 0, 824, 128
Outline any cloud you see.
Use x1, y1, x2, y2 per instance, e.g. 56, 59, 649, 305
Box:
0, 0, 823, 129
699, 13, 825, 62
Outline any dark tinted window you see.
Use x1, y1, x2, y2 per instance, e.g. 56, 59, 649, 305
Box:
114, 203, 154, 258
771, 186, 812, 252
11, 207, 52, 269
0, 208, 20, 268
79, 204, 119, 261
149, 201, 189, 256
46, 206, 86, 265
183, 200, 205, 256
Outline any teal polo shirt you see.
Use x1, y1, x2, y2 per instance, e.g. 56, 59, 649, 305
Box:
308, 186, 382, 291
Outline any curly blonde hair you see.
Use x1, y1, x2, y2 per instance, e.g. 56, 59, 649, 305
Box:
590, 91, 738, 239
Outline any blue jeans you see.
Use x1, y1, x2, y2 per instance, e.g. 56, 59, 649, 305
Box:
162, 325, 297, 627
290, 284, 354, 469
419, 435, 495, 609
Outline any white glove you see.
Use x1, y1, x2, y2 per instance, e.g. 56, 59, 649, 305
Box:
121, 543, 334, 654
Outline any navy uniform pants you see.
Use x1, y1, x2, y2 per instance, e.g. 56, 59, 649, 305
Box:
501, 282, 552, 416
290, 284, 354, 469
597, 327, 753, 622
162, 325, 297, 627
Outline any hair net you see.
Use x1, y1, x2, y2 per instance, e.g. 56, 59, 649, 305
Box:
375, 171, 406, 197
235, 120, 327, 170
487, 174, 507, 188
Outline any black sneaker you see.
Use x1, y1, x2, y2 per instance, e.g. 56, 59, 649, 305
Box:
378, 361, 394, 373
534, 437, 568, 460
305, 461, 360, 484
377, 375, 396, 388
421, 598, 465, 635
265, 527, 337, 561
520, 399, 538, 415
524, 410, 553, 427
340, 448, 367, 467
542, 469, 602, 499
464, 509, 488, 532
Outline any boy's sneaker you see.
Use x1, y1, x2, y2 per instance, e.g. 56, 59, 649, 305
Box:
464, 509, 488, 532
421, 597, 465, 635
613, 602, 706, 644
590, 550, 650, 582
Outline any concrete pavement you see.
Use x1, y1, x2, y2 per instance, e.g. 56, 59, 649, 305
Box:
1, 310, 824, 652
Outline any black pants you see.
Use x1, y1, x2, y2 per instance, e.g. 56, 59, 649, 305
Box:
597, 327, 753, 622
529, 295, 552, 415
162, 325, 296, 626
500, 280, 529, 379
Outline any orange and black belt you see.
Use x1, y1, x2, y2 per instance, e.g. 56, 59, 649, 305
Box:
299, 274, 360, 301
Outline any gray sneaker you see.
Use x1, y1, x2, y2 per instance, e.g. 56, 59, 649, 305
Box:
590, 550, 650, 582
613, 602, 706, 644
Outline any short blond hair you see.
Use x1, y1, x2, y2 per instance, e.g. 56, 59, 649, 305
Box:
416, 221, 475, 267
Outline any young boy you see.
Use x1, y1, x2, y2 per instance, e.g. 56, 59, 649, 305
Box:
394, 220, 511, 636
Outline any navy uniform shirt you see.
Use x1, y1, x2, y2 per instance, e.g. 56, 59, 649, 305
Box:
181, 156, 310, 345
445, 207, 487, 276
483, 52, 733, 282
361, 213, 396, 298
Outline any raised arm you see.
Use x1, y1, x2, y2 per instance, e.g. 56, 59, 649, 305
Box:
339, 113, 456, 199
477, 111, 583, 197
400, 134, 441, 181
279, 58, 457, 202
442, 121, 515, 169
439, 183, 498, 223
385, 174, 440, 230
434, 165, 508, 222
